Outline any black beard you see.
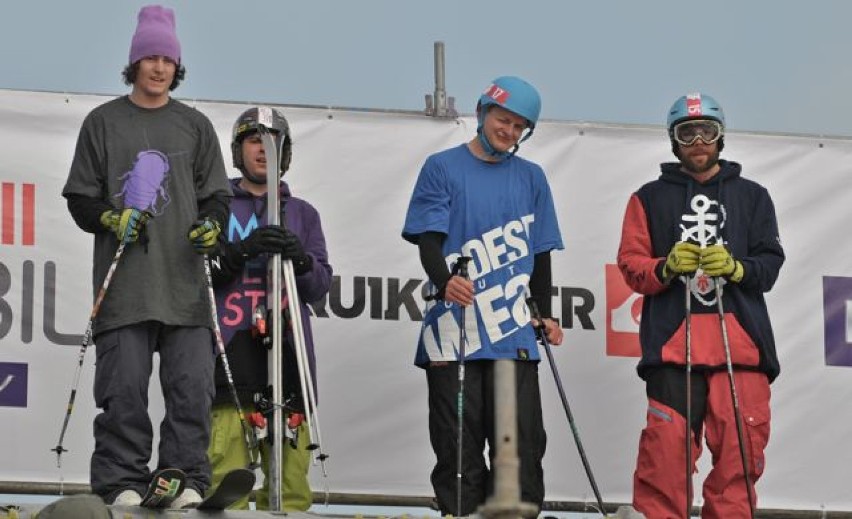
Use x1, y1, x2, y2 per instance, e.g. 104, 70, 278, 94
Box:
679, 149, 720, 174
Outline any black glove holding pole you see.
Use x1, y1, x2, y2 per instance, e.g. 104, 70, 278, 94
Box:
238, 225, 311, 274
210, 225, 311, 286
239, 226, 289, 258
278, 229, 312, 275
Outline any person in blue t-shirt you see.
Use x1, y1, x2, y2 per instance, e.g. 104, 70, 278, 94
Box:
402, 75, 564, 516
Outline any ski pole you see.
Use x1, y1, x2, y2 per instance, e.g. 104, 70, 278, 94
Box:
52, 241, 127, 469
203, 254, 260, 469
526, 295, 606, 517
281, 252, 329, 467
714, 277, 755, 519
454, 255, 472, 518
684, 275, 693, 519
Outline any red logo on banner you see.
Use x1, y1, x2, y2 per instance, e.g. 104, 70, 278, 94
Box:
605, 264, 642, 357
483, 84, 510, 104
686, 93, 703, 117
1, 182, 35, 246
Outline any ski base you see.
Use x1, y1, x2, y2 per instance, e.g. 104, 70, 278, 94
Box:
197, 468, 256, 510
140, 467, 186, 508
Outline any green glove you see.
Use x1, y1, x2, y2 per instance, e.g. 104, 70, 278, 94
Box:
700, 244, 744, 282
187, 217, 222, 254
99, 208, 150, 244
662, 241, 701, 282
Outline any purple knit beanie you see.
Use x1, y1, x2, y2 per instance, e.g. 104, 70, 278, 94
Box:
129, 5, 181, 64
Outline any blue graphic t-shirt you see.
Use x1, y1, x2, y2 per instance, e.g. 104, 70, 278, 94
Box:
402, 144, 563, 366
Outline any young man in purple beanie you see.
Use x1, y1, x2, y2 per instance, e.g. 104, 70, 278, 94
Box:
62, 4, 231, 509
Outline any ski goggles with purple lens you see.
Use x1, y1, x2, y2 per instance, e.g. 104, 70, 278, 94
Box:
672, 119, 723, 146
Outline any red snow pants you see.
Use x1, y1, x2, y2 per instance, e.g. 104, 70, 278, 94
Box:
633, 367, 771, 519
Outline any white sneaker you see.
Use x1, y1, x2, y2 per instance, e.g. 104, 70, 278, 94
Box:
112, 489, 142, 506
615, 505, 647, 519
170, 488, 203, 509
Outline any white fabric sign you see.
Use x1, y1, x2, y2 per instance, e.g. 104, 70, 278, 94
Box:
0, 90, 849, 512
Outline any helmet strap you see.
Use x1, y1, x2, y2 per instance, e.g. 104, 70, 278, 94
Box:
477, 131, 511, 161
474, 105, 532, 162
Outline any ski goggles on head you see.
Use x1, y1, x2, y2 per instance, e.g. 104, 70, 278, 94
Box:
672, 119, 724, 146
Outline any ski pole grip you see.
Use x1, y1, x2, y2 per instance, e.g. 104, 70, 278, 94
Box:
455, 256, 472, 280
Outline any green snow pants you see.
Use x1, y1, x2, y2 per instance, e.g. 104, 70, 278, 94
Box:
207, 404, 312, 510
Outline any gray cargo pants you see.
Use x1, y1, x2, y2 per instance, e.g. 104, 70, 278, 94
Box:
90, 322, 215, 502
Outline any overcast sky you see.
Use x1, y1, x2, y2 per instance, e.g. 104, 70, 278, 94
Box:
2, 1, 850, 136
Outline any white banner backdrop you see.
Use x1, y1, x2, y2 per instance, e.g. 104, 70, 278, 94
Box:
0, 89, 850, 512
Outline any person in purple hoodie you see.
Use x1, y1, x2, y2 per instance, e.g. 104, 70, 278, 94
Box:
206, 106, 332, 510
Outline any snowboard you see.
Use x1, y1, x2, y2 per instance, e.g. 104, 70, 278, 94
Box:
140, 467, 186, 508
197, 468, 256, 510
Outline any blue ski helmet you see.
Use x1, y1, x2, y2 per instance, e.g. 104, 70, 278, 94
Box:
666, 93, 725, 152
477, 76, 541, 132
476, 76, 541, 159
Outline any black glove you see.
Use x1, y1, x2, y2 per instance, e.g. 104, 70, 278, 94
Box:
239, 225, 289, 259
280, 230, 312, 275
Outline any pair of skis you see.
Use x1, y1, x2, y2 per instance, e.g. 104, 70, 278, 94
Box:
260, 126, 328, 511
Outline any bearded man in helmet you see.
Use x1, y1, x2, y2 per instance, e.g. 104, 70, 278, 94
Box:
617, 93, 784, 518
402, 76, 564, 515
207, 106, 333, 510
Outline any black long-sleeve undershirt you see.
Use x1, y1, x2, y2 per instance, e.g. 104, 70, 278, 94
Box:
416, 231, 554, 318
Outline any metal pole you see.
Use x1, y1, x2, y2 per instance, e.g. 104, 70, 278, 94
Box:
281, 253, 326, 461
526, 298, 606, 516
685, 278, 693, 519
478, 360, 538, 519
714, 277, 756, 519
433, 41, 448, 117
455, 256, 471, 516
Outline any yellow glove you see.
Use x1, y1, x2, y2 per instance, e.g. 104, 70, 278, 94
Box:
99, 208, 150, 244
662, 241, 701, 281
700, 244, 744, 282
187, 217, 222, 254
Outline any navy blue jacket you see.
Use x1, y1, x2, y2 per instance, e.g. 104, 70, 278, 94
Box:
618, 160, 784, 382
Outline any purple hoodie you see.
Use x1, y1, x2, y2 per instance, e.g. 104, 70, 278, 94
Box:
212, 177, 332, 403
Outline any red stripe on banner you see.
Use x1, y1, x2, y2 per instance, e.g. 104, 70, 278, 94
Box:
1, 183, 13, 245
22, 183, 35, 245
